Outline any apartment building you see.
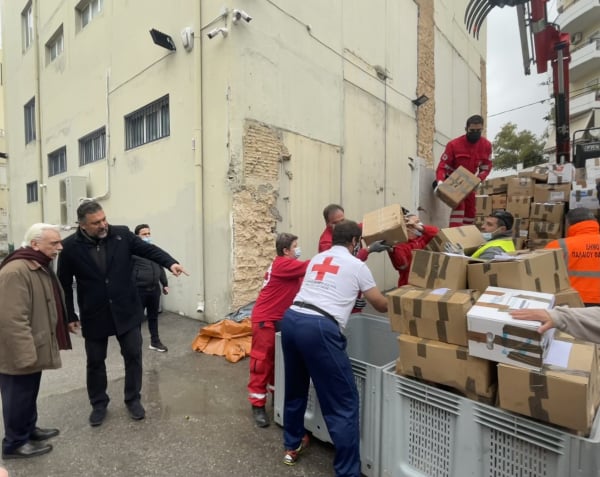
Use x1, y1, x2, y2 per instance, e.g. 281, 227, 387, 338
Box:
1, 0, 487, 321
558, 0, 600, 154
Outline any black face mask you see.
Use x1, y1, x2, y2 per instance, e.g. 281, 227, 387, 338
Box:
466, 130, 482, 143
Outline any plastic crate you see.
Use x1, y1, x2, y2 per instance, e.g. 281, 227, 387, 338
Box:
381, 363, 600, 477
274, 313, 398, 477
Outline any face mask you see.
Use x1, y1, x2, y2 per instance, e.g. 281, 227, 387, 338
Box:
411, 229, 423, 238
294, 247, 302, 258
142, 237, 152, 244
466, 130, 482, 143
352, 241, 360, 256
482, 232, 493, 241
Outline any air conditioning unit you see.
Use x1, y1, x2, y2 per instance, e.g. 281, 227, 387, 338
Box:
60, 176, 87, 226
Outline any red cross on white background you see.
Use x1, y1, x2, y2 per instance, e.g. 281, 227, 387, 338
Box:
312, 256, 340, 281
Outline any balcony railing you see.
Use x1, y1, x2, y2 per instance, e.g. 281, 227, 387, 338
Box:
570, 89, 600, 116
570, 38, 600, 81
558, 0, 600, 34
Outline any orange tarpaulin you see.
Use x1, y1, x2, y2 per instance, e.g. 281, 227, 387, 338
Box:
191, 318, 252, 363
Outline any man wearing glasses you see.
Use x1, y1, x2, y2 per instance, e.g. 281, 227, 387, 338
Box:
433, 114, 493, 227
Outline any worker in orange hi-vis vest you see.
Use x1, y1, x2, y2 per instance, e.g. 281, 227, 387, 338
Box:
434, 115, 492, 227
545, 207, 600, 306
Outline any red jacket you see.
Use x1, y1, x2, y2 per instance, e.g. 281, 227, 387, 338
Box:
388, 225, 439, 287
545, 220, 600, 304
251, 255, 309, 322
436, 135, 492, 182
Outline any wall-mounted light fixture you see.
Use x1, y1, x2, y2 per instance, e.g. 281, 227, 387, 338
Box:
207, 27, 228, 39
149, 28, 176, 51
412, 94, 429, 107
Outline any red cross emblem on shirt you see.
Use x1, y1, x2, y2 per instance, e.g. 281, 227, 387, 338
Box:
312, 256, 340, 281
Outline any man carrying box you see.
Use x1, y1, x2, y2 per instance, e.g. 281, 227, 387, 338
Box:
434, 115, 493, 227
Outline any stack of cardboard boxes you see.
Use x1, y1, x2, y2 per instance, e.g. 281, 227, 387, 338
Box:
384, 233, 599, 435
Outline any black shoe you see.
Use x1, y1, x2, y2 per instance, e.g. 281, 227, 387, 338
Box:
126, 400, 146, 420
149, 340, 168, 352
252, 405, 270, 428
2, 441, 53, 459
30, 427, 59, 441
89, 407, 107, 427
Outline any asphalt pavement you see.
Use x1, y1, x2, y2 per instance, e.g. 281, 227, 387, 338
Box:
0, 313, 336, 477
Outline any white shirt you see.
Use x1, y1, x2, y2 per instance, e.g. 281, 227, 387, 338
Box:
291, 245, 377, 329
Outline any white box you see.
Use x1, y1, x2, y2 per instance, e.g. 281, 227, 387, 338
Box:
546, 163, 574, 184
570, 180, 599, 210
466, 286, 555, 370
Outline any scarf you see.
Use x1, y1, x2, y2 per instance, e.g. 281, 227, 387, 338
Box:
0, 247, 72, 350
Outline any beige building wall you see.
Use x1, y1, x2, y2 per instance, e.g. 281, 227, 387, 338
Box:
1, 0, 487, 321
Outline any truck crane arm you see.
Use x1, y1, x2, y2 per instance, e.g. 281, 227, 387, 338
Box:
464, 0, 571, 163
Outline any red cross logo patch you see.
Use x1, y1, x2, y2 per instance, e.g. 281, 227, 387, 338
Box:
312, 256, 340, 281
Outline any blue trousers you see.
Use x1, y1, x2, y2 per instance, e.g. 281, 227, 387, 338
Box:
0, 371, 42, 453
281, 308, 360, 477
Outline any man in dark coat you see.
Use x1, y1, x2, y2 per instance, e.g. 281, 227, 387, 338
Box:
57, 200, 186, 427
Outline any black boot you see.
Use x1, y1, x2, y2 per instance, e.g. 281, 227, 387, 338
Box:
252, 405, 270, 428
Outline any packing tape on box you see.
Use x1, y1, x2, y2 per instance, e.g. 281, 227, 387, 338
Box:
465, 377, 476, 394
417, 341, 427, 358
467, 330, 541, 354
392, 295, 402, 316
436, 321, 448, 342
408, 320, 418, 337
456, 348, 468, 360
528, 372, 550, 421
412, 366, 423, 379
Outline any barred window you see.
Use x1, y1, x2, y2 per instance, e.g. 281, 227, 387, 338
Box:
24, 98, 36, 144
26, 181, 38, 203
79, 127, 106, 166
125, 95, 170, 150
48, 147, 67, 177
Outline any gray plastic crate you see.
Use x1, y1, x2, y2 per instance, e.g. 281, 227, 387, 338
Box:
274, 313, 398, 477
381, 363, 600, 477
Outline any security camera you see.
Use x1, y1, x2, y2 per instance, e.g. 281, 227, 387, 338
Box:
207, 27, 228, 39
232, 9, 252, 23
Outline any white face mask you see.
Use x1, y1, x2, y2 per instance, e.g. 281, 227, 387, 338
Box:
482, 230, 498, 241
142, 236, 152, 244
294, 247, 302, 258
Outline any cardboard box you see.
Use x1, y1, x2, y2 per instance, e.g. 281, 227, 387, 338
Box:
507, 177, 535, 197
529, 202, 565, 222
467, 249, 571, 294
530, 165, 549, 182
396, 335, 497, 400
491, 194, 507, 210
466, 286, 555, 370
387, 286, 480, 346
481, 176, 513, 195
547, 163, 575, 184
554, 288, 585, 308
533, 183, 571, 203
512, 217, 529, 238
426, 225, 484, 256
361, 204, 408, 246
408, 250, 471, 290
585, 158, 600, 181
475, 195, 492, 216
569, 183, 600, 210
498, 337, 600, 434
528, 220, 562, 240
506, 195, 532, 218
436, 166, 481, 209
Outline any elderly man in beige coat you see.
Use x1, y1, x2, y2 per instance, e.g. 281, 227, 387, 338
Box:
0, 223, 71, 459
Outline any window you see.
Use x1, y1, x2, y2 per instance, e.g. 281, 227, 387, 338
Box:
77, 0, 103, 30
79, 127, 106, 165
22, 3, 33, 51
48, 147, 67, 177
26, 181, 38, 203
125, 95, 170, 150
24, 98, 36, 144
46, 26, 64, 63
